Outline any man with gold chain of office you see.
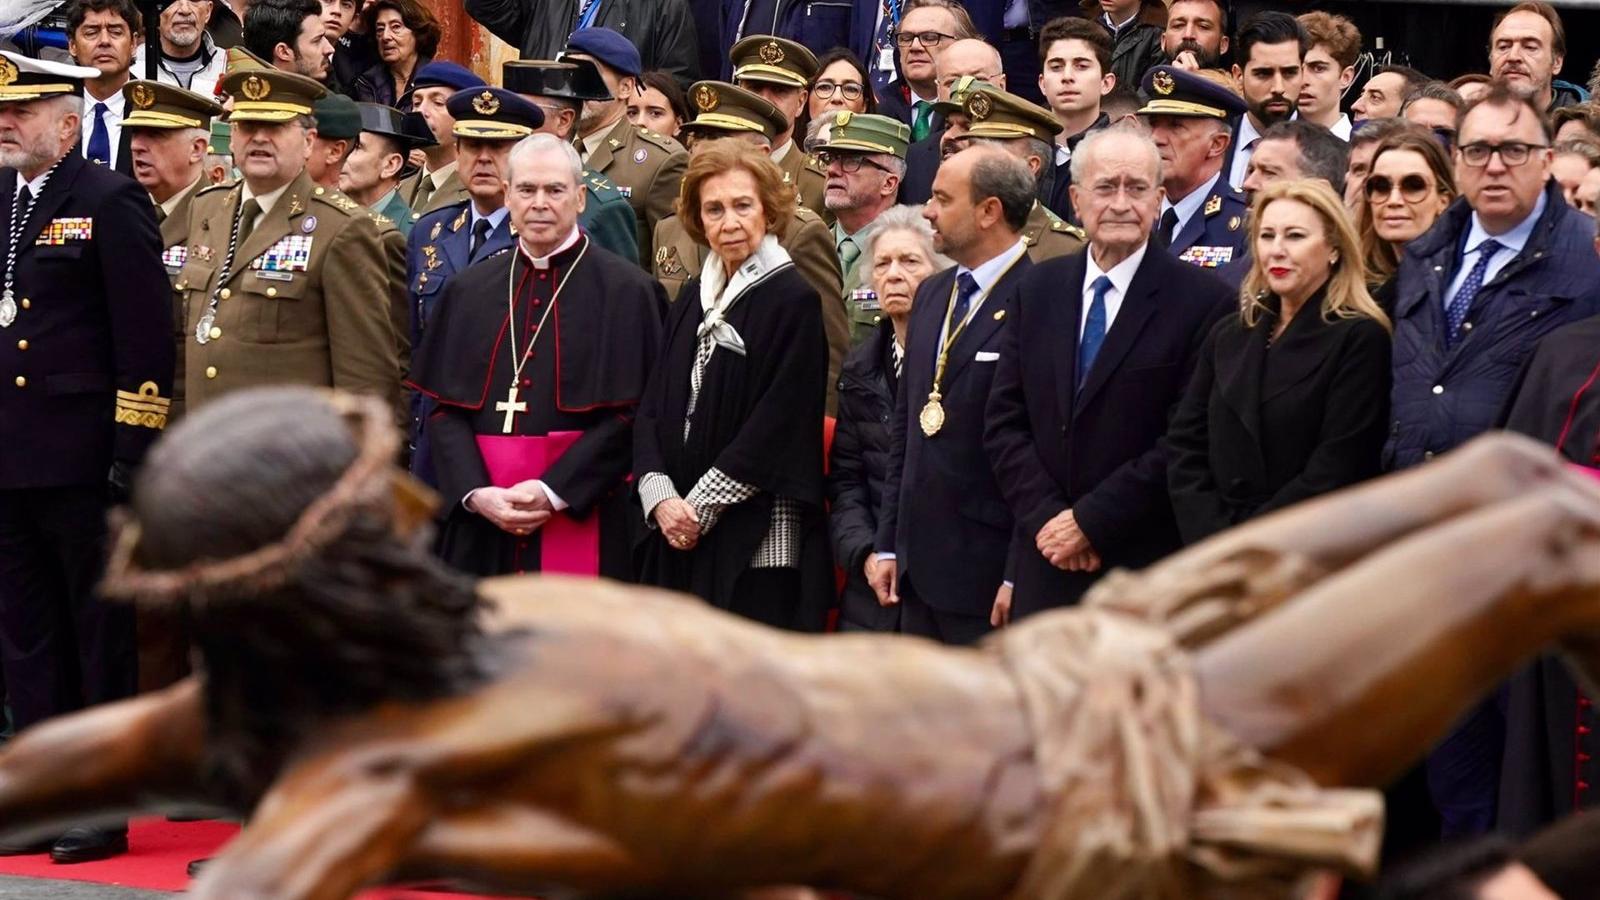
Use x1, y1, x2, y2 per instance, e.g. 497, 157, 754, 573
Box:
651, 81, 848, 414
729, 35, 828, 219
559, 28, 686, 267
176, 69, 400, 413
938, 77, 1086, 264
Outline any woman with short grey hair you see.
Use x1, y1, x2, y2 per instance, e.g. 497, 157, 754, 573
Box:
828, 205, 951, 632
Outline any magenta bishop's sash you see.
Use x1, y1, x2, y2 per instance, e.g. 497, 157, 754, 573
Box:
474, 432, 599, 576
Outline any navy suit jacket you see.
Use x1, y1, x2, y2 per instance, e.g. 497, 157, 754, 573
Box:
876, 254, 1031, 617
897, 128, 941, 205
984, 244, 1232, 618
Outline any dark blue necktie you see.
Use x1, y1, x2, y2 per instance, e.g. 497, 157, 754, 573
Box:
86, 102, 110, 166
1078, 275, 1111, 387
951, 271, 980, 328
470, 218, 492, 260
1445, 238, 1502, 348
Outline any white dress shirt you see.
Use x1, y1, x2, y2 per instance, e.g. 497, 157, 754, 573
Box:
1444, 189, 1548, 308
469, 204, 509, 237
1227, 114, 1265, 192
239, 180, 291, 232
1160, 170, 1221, 243
1081, 238, 1149, 336
1330, 113, 1352, 141
80, 86, 126, 169
935, 236, 1029, 358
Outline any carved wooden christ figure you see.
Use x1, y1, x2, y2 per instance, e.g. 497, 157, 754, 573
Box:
0, 386, 1597, 900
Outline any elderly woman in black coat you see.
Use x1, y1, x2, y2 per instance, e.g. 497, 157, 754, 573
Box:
827, 206, 950, 632
1167, 179, 1393, 545
634, 139, 831, 630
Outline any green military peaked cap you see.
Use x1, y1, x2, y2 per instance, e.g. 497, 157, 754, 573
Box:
818, 111, 910, 159
963, 88, 1063, 143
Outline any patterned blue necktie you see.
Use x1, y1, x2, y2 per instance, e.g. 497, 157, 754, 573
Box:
1445, 238, 1502, 348
951, 271, 980, 327
86, 102, 110, 166
1078, 275, 1111, 387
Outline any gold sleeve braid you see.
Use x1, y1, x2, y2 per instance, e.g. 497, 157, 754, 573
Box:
115, 381, 170, 430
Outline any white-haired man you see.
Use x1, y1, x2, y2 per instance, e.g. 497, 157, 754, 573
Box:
0, 51, 173, 863
405, 132, 667, 581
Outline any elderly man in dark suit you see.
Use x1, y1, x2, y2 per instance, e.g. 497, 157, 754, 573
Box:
0, 51, 174, 862
870, 144, 1035, 645
984, 124, 1230, 623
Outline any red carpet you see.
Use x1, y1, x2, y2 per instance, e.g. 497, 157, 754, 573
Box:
0, 817, 515, 897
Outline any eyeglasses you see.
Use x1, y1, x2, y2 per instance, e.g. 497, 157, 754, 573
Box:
1088, 179, 1155, 201
818, 151, 892, 174
894, 30, 956, 47
1366, 173, 1435, 203
812, 81, 865, 101
1456, 141, 1548, 167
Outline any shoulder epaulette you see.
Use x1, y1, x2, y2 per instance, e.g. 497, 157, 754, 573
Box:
196, 181, 233, 197
793, 206, 822, 224
1052, 220, 1086, 240
635, 128, 683, 153
309, 186, 362, 214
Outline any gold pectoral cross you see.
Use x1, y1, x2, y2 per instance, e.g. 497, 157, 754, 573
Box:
496, 384, 527, 434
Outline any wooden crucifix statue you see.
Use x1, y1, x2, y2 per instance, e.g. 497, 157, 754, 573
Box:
0, 386, 1598, 900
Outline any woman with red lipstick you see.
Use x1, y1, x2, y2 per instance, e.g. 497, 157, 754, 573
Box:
351, 0, 438, 107
1167, 179, 1393, 544
1356, 127, 1458, 312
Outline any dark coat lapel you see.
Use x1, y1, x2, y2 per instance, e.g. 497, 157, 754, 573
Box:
1259, 299, 1335, 401
18, 152, 85, 253
904, 266, 955, 399
941, 254, 1030, 386
1076, 247, 1163, 411
1053, 251, 1089, 426
1214, 318, 1265, 444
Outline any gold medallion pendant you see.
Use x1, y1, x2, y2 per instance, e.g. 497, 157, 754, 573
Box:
919, 393, 945, 437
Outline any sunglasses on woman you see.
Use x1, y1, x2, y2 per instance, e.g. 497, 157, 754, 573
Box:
812, 81, 865, 101
1366, 173, 1434, 203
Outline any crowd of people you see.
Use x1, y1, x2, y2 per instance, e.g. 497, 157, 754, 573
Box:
4, 0, 1600, 894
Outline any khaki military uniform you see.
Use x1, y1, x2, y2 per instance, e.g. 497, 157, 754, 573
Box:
1023, 201, 1086, 263
399, 167, 468, 220
776, 142, 828, 217
157, 178, 204, 420
177, 170, 401, 411
652, 206, 849, 414
584, 118, 687, 266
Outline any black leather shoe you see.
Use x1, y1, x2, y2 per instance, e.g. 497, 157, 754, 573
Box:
0, 834, 54, 855
186, 857, 210, 878
48, 825, 128, 864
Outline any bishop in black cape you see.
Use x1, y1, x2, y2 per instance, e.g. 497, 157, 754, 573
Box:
1497, 315, 1600, 835
406, 232, 665, 579
632, 256, 833, 631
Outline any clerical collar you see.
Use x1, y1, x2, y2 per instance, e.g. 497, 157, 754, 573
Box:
519, 227, 582, 269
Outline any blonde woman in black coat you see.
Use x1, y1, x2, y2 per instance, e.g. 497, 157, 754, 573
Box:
1168, 179, 1393, 545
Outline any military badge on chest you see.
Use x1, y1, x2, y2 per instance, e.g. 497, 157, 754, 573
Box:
1178, 245, 1234, 268
655, 246, 685, 278
251, 234, 314, 279
36, 217, 93, 244
162, 245, 188, 273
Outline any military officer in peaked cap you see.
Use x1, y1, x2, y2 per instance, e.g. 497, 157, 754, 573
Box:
178, 68, 400, 413
1137, 64, 1250, 271
561, 28, 687, 267
501, 59, 640, 263
122, 80, 224, 423
0, 51, 173, 863
816, 111, 911, 345
730, 35, 828, 219
958, 86, 1087, 263
654, 80, 849, 414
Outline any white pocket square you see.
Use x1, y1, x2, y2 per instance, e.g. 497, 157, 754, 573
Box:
975, 351, 1000, 362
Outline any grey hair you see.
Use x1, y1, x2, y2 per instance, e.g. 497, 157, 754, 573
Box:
970, 135, 1054, 187
874, 152, 908, 179
507, 132, 584, 185
859, 204, 954, 270
1070, 123, 1162, 185
1401, 81, 1464, 115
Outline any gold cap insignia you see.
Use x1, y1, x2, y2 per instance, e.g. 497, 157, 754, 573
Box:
1204, 194, 1222, 217
967, 91, 993, 120
0, 58, 15, 87
472, 90, 499, 115
240, 74, 269, 101
693, 83, 719, 113
759, 40, 785, 65
1152, 70, 1176, 96
833, 110, 852, 127
130, 83, 155, 109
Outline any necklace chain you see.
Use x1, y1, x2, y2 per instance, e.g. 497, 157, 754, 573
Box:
505, 236, 589, 387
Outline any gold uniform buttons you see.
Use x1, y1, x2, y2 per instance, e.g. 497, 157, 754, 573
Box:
13, 376, 24, 387
208, 326, 222, 340
205, 366, 218, 379
266, 287, 277, 298
219, 288, 231, 300
15, 340, 26, 350
19, 298, 28, 309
